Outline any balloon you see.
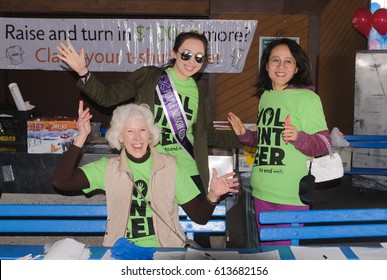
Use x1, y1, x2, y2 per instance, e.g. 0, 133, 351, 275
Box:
371, 2, 381, 14
369, 28, 387, 50
370, 27, 384, 41
373, 8, 387, 36
352, 8, 373, 37
369, 39, 380, 50
382, 36, 387, 49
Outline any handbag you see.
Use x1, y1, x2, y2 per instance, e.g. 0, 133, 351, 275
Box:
306, 134, 344, 183
299, 160, 315, 205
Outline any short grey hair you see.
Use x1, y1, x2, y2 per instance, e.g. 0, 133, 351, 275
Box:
105, 103, 161, 150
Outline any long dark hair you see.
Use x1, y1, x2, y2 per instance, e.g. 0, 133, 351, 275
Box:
258, 38, 313, 92
167, 30, 208, 67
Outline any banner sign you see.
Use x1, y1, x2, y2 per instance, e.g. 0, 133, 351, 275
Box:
0, 18, 257, 73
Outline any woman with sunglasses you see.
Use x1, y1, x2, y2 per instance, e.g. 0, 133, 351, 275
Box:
56, 31, 241, 247
228, 38, 331, 246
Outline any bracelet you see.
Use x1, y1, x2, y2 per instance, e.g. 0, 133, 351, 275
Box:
206, 194, 219, 205
79, 70, 90, 79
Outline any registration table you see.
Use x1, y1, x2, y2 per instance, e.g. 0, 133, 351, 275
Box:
1, 244, 386, 260
261, 246, 360, 260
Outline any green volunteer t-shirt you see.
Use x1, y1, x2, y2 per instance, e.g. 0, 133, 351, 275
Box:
153, 67, 199, 178
80, 153, 200, 247
250, 89, 328, 206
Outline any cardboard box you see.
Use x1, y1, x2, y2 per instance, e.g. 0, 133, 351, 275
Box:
236, 146, 257, 172
27, 118, 78, 154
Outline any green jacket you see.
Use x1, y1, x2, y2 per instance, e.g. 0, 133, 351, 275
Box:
78, 66, 242, 189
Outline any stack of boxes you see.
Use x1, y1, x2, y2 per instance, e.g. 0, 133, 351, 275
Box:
27, 118, 78, 154
0, 107, 40, 152
0, 105, 78, 154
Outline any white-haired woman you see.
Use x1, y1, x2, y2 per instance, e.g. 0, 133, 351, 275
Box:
52, 100, 238, 247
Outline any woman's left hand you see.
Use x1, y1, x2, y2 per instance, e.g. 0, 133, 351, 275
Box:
282, 124, 298, 144
73, 100, 92, 148
208, 168, 239, 202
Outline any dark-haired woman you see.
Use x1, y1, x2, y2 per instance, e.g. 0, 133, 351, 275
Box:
57, 31, 240, 196
228, 38, 331, 246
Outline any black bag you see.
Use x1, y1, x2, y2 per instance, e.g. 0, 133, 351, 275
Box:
299, 161, 316, 205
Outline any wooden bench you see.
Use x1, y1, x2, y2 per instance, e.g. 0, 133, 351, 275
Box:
344, 135, 387, 176
0, 203, 226, 241
259, 208, 387, 246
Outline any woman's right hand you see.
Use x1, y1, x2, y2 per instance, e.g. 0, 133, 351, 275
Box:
207, 168, 239, 204
73, 100, 92, 148
56, 40, 88, 77
227, 112, 246, 136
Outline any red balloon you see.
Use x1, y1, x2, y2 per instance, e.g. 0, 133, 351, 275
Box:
373, 8, 387, 36
352, 8, 373, 37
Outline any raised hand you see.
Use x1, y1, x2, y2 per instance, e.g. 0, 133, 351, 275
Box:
207, 168, 239, 203
73, 100, 92, 147
227, 112, 246, 136
56, 40, 88, 77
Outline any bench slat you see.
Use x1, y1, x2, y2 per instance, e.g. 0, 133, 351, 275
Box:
179, 203, 226, 217
260, 224, 387, 241
0, 204, 226, 239
0, 220, 107, 233
259, 208, 387, 224
344, 135, 387, 141
347, 142, 387, 148
179, 220, 226, 233
259, 208, 387, 246
0, 204, 107, 217
345, 167, 387, 176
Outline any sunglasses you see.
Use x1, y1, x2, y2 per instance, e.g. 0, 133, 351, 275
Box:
177, 51, 206, 64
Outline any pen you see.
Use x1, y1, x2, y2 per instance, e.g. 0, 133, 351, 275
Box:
204, 252, 216, 260
323, 255, 328, 260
